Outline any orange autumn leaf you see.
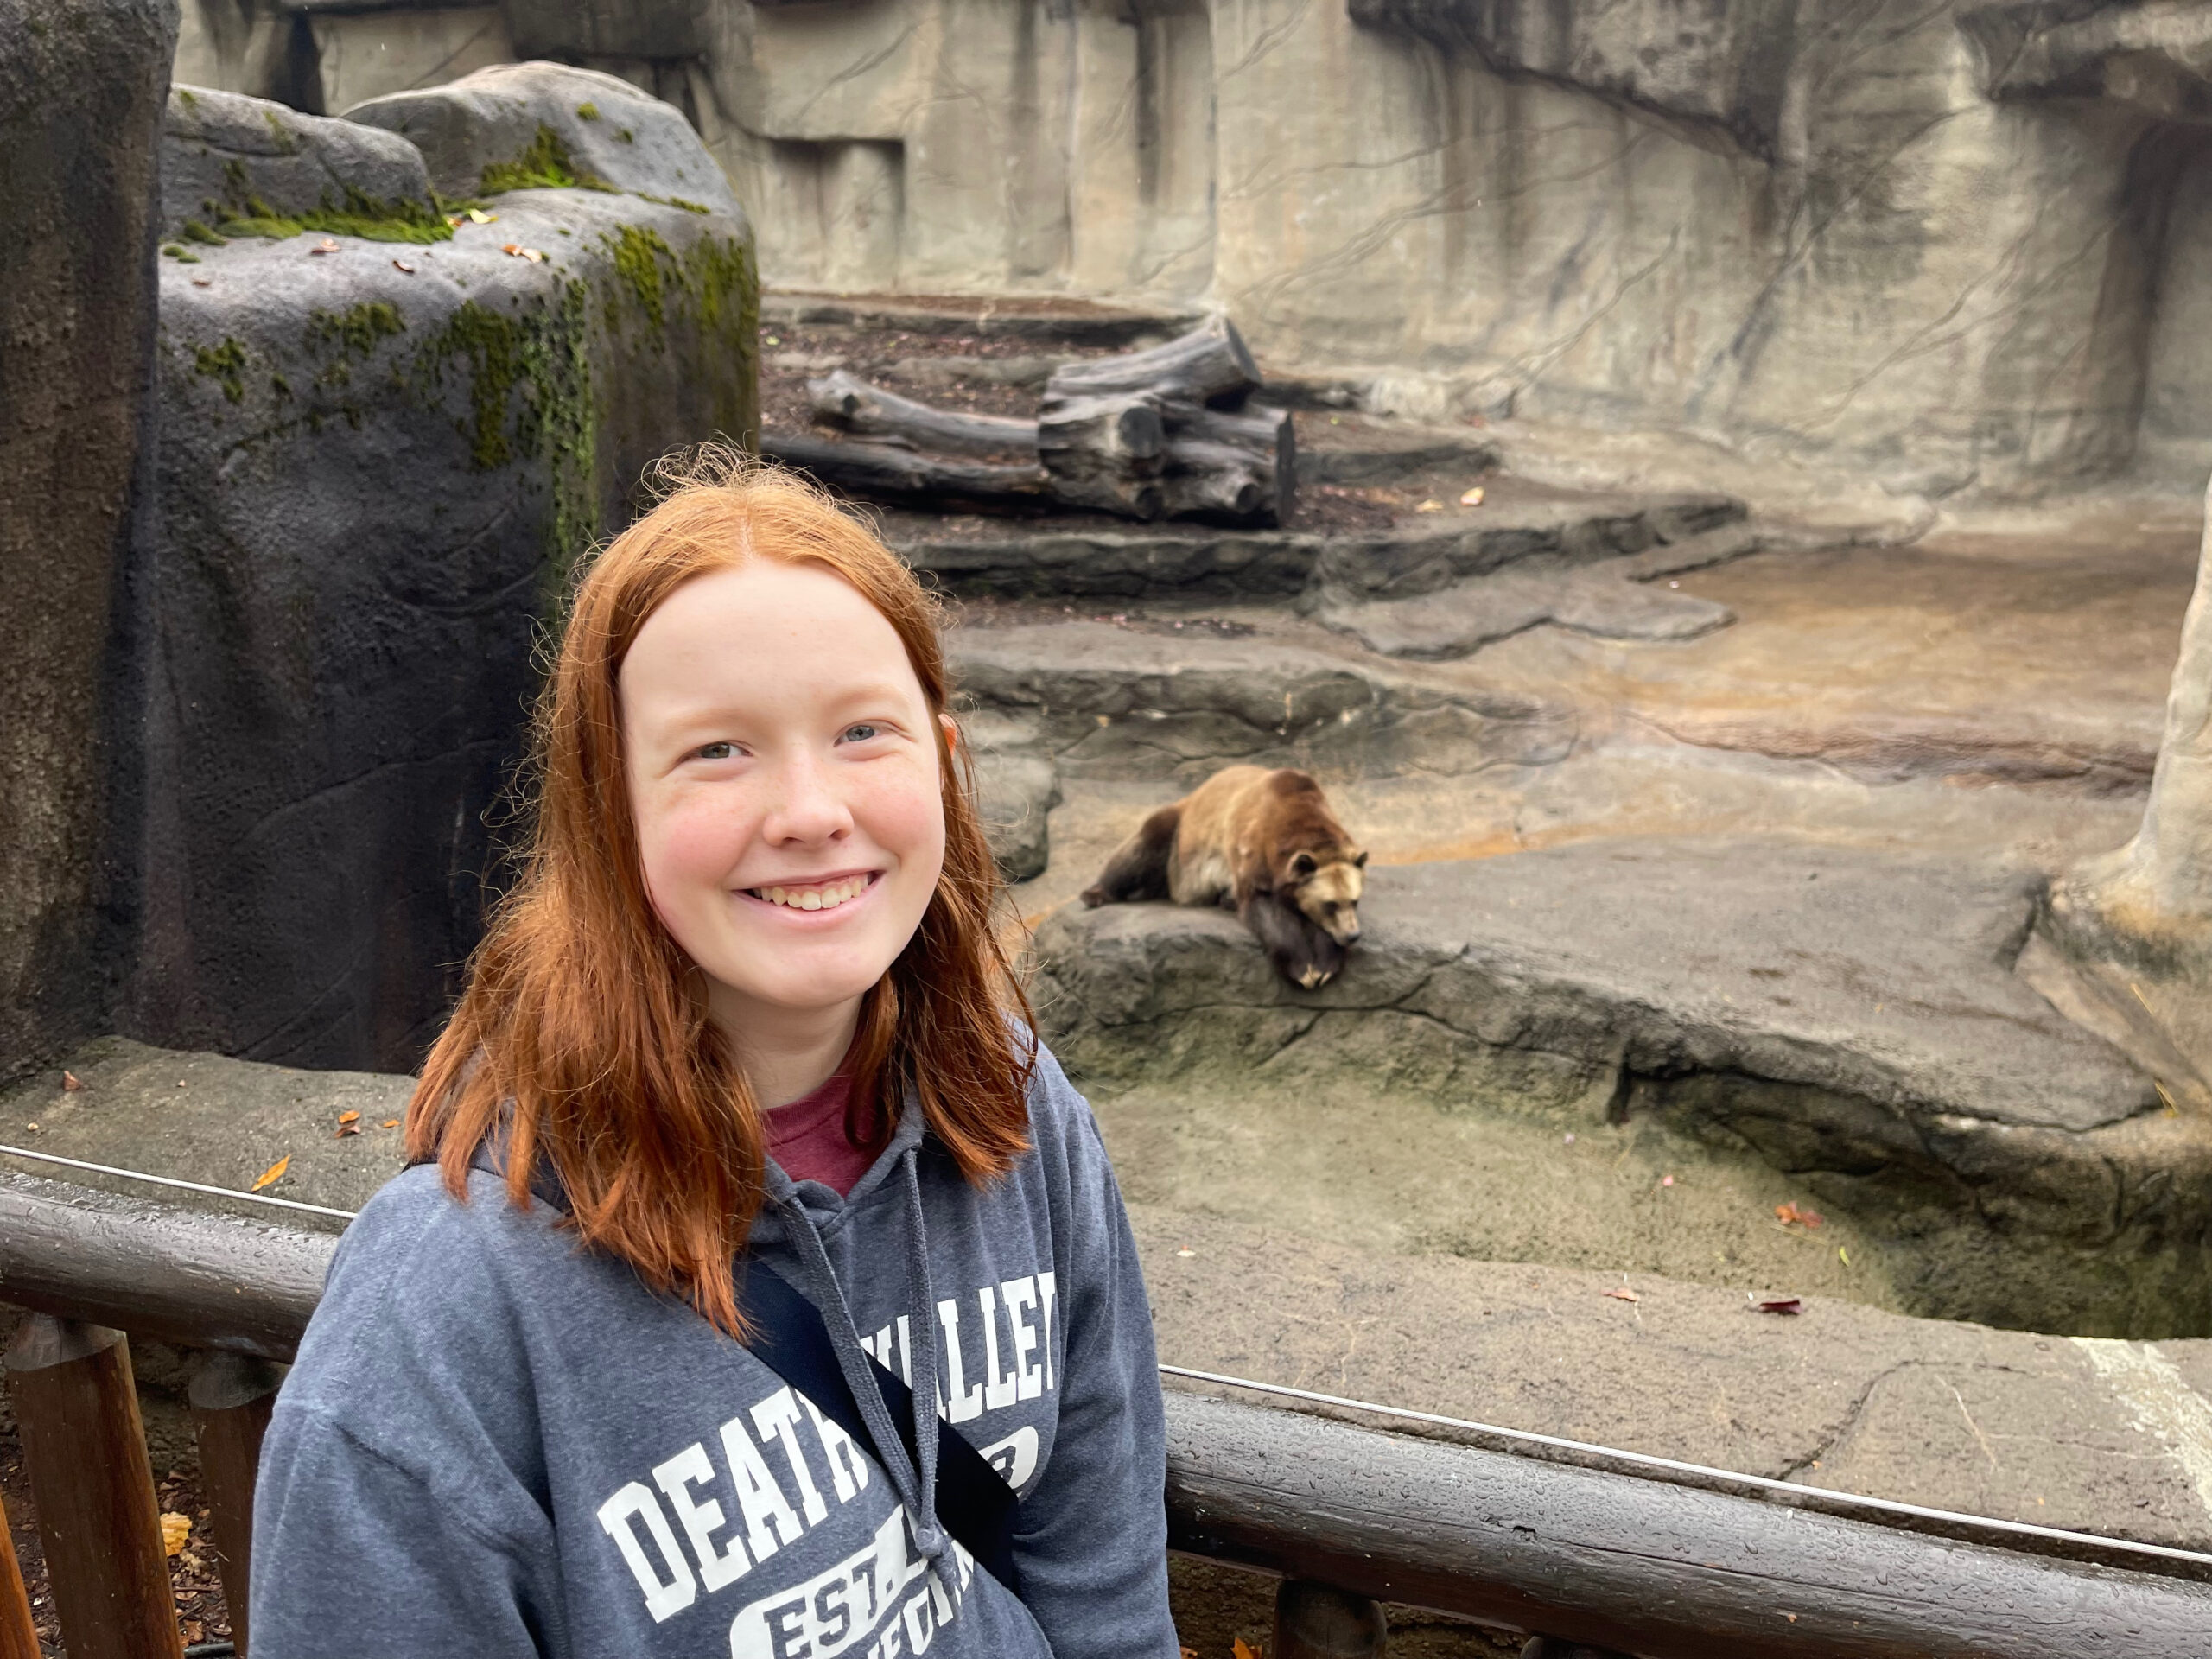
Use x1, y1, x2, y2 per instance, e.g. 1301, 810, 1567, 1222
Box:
381, 1118, 399, 1129
160, 1512, 190, 1556
1604, 1286, 1639, 1303
60, 1071, 84, 1092
1232, 1642, 1262, 1659
337, 1111, 360, 1125
251, 1154, 290, 1192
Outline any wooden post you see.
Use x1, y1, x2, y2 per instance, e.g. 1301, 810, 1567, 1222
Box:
0, 1492, 41, 1659
1274, 1578, 1386, 1658
4, 1316, 185, 1659
190, 1351, 285, 1656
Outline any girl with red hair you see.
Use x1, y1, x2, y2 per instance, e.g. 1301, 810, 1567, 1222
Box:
251, 453, 1178, 1658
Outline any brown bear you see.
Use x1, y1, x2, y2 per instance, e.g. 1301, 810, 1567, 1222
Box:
1079, 765, 1367, 988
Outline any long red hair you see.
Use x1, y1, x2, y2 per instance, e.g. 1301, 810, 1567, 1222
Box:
407, 449, 1034, 1336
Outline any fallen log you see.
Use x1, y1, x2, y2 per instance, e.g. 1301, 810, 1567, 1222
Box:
1045, 314, 1262, 406
806, 369, 1039, 457
760, 431, 1054, 512
1036, 391, 1169, 519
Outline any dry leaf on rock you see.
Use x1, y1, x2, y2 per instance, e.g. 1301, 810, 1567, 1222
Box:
1459, 486, 1485, 506
1232, 1640, 1262, 1659
467, 207, 494, 224
308, 238, 340, 255
1775, 1203, 1824, 1230
160, 1512, 190, 1556
1604, 1286, 1639, 1303
251, 1154, 290, 1192
381, 1118, 400, 1129
392, 259, 416, 274
501, 243, 545, 263
1751, 1295, 1802, 1315
1414, 499, 1444, 512
60, 1071, 83, 1092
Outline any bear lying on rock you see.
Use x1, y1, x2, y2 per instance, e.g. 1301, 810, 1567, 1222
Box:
1080, 765, 1366, 988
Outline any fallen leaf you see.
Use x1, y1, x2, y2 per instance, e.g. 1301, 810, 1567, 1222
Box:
160, 1512, 190, 1556
1232, 1641, 1262, 1659
1414, 498, 1444, 512
251, 1154, 290, 1192
1751, 1295, 1802, 1316
500, 243, 546, 262
1604, 1287, 1639, 1303
391, 258, 416, 274
381, 1118, 400, 1129
1838, 1247, 1851, 1266
334, 1122, 361, 1139
1661, 1173, 1675, 1187
1174, 1248, 1195, 1258
190, 277, 212, 288
467, 207, 495, 224
308, 238, 340, 255
1774, 1202, 1824, 1230
183, 1621, 204, 1645
60, 1071, 83, 1092
337, 1110, 360, 1125
1459, 486, 1485, 507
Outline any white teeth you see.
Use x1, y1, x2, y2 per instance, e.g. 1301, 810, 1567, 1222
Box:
751, 876, 869, 911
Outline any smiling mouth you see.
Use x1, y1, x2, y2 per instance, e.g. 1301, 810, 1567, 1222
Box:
744, 874, 877, 912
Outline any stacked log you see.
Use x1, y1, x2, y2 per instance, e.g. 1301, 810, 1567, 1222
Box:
765, 317, 1295, 526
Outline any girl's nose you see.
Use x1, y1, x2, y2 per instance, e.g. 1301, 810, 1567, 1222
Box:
760, 753, 853, 845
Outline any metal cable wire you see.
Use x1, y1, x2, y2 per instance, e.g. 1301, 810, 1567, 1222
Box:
4, 1140, 2208, 1573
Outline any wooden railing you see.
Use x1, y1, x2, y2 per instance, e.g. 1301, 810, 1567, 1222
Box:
2, 1165, 2211, 1658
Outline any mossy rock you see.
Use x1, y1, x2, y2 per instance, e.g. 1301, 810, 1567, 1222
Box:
143, 187, 755, 1072
344, 60, 741, 219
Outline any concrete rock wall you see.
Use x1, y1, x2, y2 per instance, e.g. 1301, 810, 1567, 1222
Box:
0, 0, 177, 1084
169, 0, 2212, 496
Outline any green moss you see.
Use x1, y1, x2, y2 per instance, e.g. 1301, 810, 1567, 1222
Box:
604, 224, 676, 337
307, 300, 406, 387
194, 337, 247, 403
262, 107, 297, 154
162, 245, 200, 263
480, 124, 614, 195
616, 127, 634, 143
637, 193, 711, 214
180, 219, 228, 246
271, 372, 292, 399
176, 87, 198, 107
412, 284, 599, 587
213, 186, 454, 245
576, 101, 601, 121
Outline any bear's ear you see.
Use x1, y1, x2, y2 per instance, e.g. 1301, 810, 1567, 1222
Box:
1353, 849, 1369, 868
1290, 851, 1318, 877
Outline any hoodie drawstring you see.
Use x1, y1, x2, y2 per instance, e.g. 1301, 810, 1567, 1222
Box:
773, 1144, 954, 1572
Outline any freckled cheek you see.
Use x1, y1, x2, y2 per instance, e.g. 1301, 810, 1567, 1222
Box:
856, 770, 948, 870
637, 791, 756, 899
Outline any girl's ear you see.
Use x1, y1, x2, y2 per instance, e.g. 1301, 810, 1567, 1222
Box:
938, 711, 959, 752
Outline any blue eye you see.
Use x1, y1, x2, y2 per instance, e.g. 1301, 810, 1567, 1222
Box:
696, 741, 735, 760
841, 723, 881, 743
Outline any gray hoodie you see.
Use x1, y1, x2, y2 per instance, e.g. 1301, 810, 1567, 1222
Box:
249, 1040, 1177, 1659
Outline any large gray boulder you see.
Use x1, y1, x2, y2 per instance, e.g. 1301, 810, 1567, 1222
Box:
123, 85, 758, 1073
0, 0, 175, 1083
344, 60, 741, 217
162, 84, 437, 243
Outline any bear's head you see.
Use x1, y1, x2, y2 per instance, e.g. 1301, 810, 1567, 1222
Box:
1286, 844, 1367, 945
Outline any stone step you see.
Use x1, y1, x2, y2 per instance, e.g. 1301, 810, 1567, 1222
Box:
1312, 521, 1764, 658
760, 290, 1205, 349
950, 620, 1576, 784
889, 480, 1745, 602
1031, 836, 2205, 1338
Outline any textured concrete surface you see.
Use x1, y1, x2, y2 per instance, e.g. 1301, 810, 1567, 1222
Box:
0, 0, 175, 1083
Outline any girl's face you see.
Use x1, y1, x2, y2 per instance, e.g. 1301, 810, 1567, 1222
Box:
620, 560, 947, 1050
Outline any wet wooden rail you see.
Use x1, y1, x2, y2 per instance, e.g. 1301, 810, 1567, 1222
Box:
0, 1167, 2209, 1657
